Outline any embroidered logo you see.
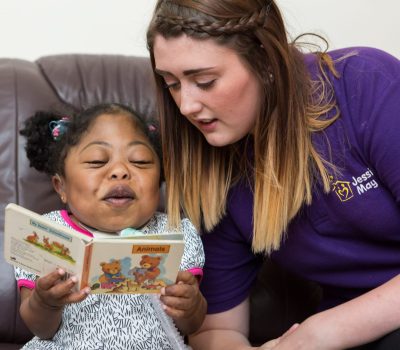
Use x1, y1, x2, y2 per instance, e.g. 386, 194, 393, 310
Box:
330, 168, 378, 202
331, 179, 354, 202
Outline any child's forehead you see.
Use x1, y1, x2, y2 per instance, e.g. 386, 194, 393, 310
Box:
87, 113, 144, 134
75, 113, 154, 149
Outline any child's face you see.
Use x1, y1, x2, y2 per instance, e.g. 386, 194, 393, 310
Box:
53, 113, 161, 232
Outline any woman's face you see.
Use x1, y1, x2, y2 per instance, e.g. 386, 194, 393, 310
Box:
153, 34, 262, 146
53, 114, 161, 232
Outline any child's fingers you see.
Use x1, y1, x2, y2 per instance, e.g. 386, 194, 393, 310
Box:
162, 281, 193, 299
162, 303, 186, 319
44, 275, 79, 297
161, 284, 200, 311
62, 287, 91, 304
35, 274, 83, 307
160, 294, 188, 311
36, 268, 66, 291
175, 271, 196, 285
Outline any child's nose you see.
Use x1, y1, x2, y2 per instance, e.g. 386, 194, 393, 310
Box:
109, 162, 130, 180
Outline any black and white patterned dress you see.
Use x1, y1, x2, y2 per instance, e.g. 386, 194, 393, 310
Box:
15, 210, 204, 350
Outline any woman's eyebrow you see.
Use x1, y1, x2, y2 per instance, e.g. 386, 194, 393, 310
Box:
154, 66, 215, 76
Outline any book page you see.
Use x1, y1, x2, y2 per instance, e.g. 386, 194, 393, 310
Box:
85, 238, 184, 294
4, 203, 87, 282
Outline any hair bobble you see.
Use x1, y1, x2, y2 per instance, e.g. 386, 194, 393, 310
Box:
148, 123, 157, 132
49, 117, 70, 141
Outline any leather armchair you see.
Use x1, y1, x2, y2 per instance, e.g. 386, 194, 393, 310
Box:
0, 54, 321, 348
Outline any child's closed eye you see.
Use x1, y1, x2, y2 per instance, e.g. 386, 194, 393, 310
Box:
86, 160, 107, 167
130, 159, 154, 168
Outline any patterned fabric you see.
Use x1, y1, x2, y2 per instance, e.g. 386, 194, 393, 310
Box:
15, 210, 204, 350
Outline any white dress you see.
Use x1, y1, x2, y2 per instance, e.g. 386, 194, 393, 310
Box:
15, 210, 205, 350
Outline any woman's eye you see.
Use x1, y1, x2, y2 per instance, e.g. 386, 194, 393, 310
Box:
164, 81, 180, 91
197, 79, 216, 90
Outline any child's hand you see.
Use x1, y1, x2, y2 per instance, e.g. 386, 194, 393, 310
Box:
160, 271, 205, 328
31, 268, 90, 310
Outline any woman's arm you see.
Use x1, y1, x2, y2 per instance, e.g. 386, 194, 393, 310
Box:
273, 274, 400, 349
188, 298, 254, 350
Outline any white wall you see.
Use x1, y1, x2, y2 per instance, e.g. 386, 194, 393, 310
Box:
1, 0, 399, 60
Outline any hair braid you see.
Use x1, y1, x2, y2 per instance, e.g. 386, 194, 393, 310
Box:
156, 2, 272, 36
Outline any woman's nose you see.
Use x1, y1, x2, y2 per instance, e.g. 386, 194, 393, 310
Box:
178, 87, 202, 117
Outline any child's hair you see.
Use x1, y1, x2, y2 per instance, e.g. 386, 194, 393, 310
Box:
20, 103, 162, 179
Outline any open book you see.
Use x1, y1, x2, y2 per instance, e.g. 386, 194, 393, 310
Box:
3, 203, 184, 294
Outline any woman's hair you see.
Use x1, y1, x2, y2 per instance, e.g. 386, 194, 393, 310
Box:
21, 103, 162, 180
147, 0, 339, 254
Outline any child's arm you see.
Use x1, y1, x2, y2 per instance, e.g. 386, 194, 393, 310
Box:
19, 269, 90, 339
160, 270, 207, 335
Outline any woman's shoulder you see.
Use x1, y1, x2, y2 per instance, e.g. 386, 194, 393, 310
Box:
330, 46, 400, 78
305, 46, 400, 83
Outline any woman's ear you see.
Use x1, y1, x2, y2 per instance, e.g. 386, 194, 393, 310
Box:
52, 174, 67, 203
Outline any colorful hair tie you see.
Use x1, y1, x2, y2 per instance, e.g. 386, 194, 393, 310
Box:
49, 117, 70, 141
148, 123, 158, 133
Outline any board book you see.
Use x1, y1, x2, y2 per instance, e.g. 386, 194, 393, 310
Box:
3, 203, 184, 294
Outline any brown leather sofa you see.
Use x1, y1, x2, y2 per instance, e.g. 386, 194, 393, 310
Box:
0, 54, 320, 348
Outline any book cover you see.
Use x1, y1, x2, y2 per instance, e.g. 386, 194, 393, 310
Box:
3, 203, 184, 294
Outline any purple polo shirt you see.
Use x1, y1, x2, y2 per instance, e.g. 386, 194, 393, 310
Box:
200, 47, 400, 314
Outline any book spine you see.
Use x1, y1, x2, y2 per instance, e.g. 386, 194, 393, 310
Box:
80, 243, 93, 289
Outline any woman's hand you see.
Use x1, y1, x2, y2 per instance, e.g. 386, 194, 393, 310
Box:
160, 270, 207, 335
259, 324, 299, 349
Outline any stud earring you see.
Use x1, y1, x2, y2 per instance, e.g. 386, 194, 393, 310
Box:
269, 72, 274, 82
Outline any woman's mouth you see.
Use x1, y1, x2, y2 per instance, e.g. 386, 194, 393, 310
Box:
197, 119, 217, 132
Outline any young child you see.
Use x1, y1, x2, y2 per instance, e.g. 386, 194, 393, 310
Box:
15, 103, 206, 350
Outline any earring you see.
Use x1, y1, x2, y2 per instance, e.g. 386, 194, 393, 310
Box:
60, 195, 66, 203
269, 72, 274, 82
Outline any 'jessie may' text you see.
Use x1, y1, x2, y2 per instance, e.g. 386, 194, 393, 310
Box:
351, 169, 378, 195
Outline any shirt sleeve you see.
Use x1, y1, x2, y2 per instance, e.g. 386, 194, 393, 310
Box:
179, 218, 205, 278
346, 48, 400, 201
14, 266, 37, 290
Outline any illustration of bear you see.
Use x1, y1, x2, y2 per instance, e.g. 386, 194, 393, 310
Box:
130, 255, 161, 285
98, 259, 125, 289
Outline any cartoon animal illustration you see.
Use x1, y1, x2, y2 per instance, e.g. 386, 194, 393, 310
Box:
98, 260, 126, 289
142, 279, 167, 290
51, 241, 65, 254
130, 255, 161, 285
43, 236, 52, 250
60, 246, 70, 257
126, 279, 139, 292
41, 237, 71, 258
26, 232, 39, 244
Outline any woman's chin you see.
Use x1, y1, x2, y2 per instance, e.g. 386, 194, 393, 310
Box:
204, 134, 242, 147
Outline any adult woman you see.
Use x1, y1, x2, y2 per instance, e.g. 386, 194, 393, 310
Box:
147, 0, 400, 349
